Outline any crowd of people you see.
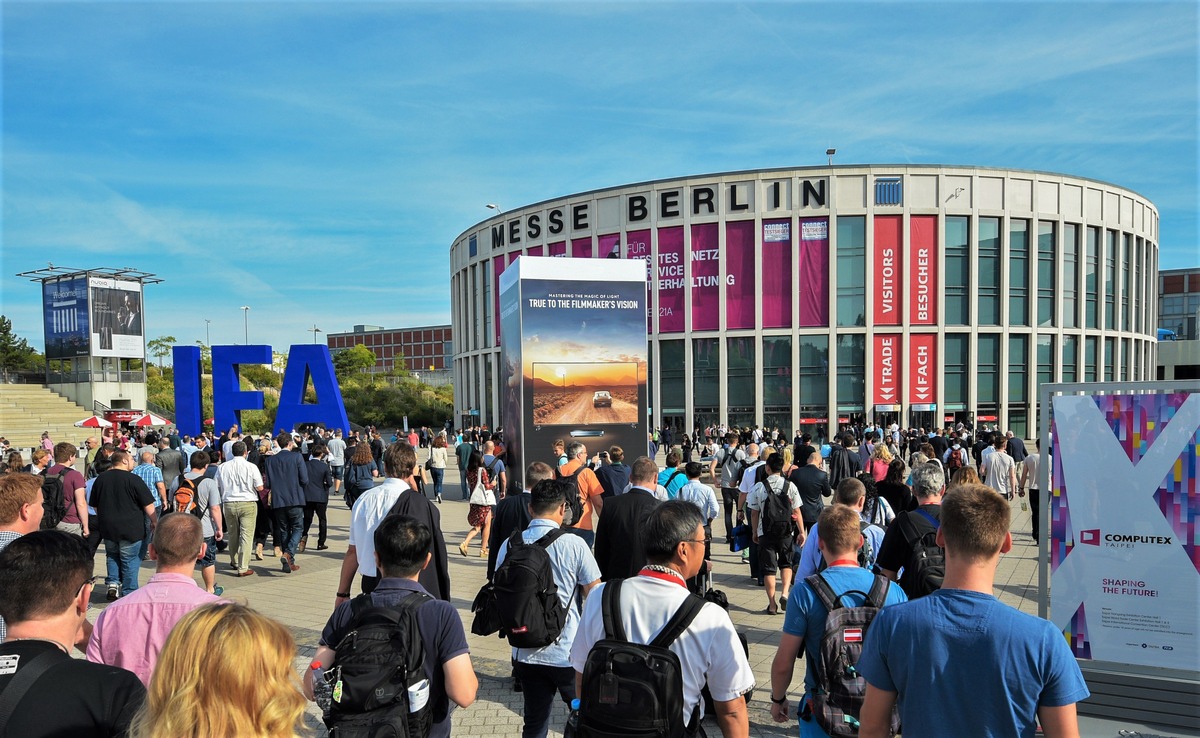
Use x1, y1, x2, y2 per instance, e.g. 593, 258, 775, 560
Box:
0, 420, 1079, 738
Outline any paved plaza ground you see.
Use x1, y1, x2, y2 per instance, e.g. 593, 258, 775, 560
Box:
86, 461, 1045, 737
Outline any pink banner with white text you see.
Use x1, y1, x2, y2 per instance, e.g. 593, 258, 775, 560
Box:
910, 215, 937, 325
691, 223, 720, 331
762, 219, 792, 328
798, 217, 829, 327
626, 230, 653, 331
572, 237, 592, 259
873, 216, 902, 326
493, 256, 508, 343
657, 226, 685, 333
725, 220, 756, 330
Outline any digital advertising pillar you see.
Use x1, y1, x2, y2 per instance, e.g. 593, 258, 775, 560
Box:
499, 256, 648, 492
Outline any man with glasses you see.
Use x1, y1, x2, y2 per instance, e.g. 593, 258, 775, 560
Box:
0, 531, 146, 736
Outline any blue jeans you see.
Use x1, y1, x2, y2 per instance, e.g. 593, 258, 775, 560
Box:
104, 538, 142, 593
273, 505, 304, 557
459, 467, 470, 500
138, 506, 161, 560
431, 467, 444, 498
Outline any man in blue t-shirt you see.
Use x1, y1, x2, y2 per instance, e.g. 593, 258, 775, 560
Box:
768, 504, 907, 738
856, 484, 1090, 738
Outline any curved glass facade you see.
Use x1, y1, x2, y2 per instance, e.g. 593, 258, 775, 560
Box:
450, 165, 1159, 439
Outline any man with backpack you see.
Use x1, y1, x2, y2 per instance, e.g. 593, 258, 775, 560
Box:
874, 463, 946, 599
494, 478, 600, 738
943, 436, 968, 476
556, 442, 605, 548
827, 434, 863, 491
747, 453, 802, 615
708, 433, 746, 544
308, 514, 478, 737
570, 500, 755, 738
769, 504, 908, 738
794, 477, 887, 580
482, 440, 508, 497
167, 451, 225, 595
45, 442, 87, 537
858, 485, 1089, 738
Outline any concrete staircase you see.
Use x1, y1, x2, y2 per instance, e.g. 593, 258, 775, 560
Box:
0, 384, 97, 452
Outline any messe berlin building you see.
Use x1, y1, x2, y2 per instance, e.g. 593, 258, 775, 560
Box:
449, 165, 1159, 439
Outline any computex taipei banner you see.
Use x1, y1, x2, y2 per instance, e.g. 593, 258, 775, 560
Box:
1049, 392, 1200, 674
499, 256, 648, 493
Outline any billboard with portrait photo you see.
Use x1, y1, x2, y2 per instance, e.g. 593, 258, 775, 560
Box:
89, 277, 144, 358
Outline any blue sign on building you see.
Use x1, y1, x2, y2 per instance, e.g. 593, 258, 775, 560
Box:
874, 177, 902, 206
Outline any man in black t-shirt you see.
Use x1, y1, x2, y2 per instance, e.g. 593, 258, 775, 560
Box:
0, 531, 145, 737
90, 450, 158, 599
875, 462, 946, 599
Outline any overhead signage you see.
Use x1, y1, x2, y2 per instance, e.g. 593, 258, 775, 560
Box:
909, 334, 936, 407
873, 334, 900, 408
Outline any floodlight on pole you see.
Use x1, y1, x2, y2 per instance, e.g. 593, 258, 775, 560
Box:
486, 203, 503, 214
826, 148, 837, 166
309, 324, 323, 344
240, 306, 250, 344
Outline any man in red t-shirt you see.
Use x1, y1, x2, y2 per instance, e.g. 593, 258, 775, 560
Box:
47, 442, 89, 539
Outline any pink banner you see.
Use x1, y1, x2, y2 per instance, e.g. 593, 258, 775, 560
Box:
626, 230, 653, 331
548, 241, 566, 257
873, 334, 901, 407
798, 218, 829, 327
909, 333, 937, 407
571, 237, 592, 259
493, 256, 507, 343
725, 220, 756, 329
657, 226, 685, 333
910, 215, 937, 325
527, 245, 543, 256
691, 223, 720, 331
762, 219, 792, 328
874, 215, 902, 326
598, 233, 620, 258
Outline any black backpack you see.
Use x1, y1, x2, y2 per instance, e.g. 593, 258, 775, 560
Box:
577, 579, 705, 738
896, 508, 945, 597
40, 470, 67, 530
327, 591, 432, 738
554, 465, 586, 526
759, 477, 794, 538
816, 520, 876, 573
804, 573, 900, 737
493, 529, 568, 649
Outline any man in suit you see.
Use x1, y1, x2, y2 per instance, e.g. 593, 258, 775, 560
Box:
788, 450, 833, 533
593, 456, 662, 581
1004, 431, 1028, 465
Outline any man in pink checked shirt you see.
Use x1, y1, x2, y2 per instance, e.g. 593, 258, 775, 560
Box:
86, 513, 225, 685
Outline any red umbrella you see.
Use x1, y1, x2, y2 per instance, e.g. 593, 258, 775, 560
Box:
129, 412, 171, 427
203, 418, 215, 425
74, 416, 114, 428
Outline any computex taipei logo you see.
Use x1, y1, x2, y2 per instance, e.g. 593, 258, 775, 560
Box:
1078, 528, 1173, 548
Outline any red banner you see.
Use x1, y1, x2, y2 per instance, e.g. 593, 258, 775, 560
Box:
910, 215, 937, 325
873, 216, 902, 326
909, 333, 937, 408
797, 218, 829, 327
725, 220, 756, 330
761, 219, 791, 328
873, 334, 901, 408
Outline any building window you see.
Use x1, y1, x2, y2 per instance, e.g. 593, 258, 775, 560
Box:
836, 217, 866, 327
1008, 335, 1027, 403
1121, 234, 1132, 332
1122, 338, 1132, 381
727, 337, 756, 410
1063, 224, 1078, 329
659, 340, 686, 414
763, 336, 793, 410
1104, 338, 1115, 382
977, 334, 1000, 405
798, 335, 829, 408
944, 334, 969, 406
1036, 221, 1056, 328
1085, 336, 1098, 383
1010, 220, 1030, 326
693, 338, 720, 410
1036, 335, 1055, 388
836, 334, 864, 410
945, 216, 970, 326
1085, 227, 1099, 329
1105, 230, 1116, 330
978, 217, 1001, 326
1133, 238, 1142, 334
1063, 335, 1078, 383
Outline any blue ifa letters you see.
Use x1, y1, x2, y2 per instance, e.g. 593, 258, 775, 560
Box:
172, 344, 350, 437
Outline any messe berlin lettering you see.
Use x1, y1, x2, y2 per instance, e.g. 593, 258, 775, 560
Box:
172, 344, 350, 437
491, 180, 828, 250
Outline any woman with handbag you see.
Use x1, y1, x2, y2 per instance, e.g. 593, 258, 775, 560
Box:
457, 449, 494, 557
428, 434, 448, 503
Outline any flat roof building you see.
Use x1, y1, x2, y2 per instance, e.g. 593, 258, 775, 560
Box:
327, 324, 453, 379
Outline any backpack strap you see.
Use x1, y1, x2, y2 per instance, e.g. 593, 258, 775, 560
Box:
806, 573, 869, 613
649, 593, 705, 649
665, 469, 684, 488
915, 508, 940, 529
0, 649, 65, 733
864, 575, 890, 609
601, 578, 626, 642
534, 528, 566, 549
349, 593, 375, 620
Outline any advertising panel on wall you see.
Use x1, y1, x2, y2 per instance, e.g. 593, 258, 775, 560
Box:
43, 276, 90, 359
908, 333, 936, 410
499, 256, 647, 493
599, 233, 620, 258
874, 215, 903, 326
571, 237, 593, 259
88, 277, 144, 358
724, 220, 756, 330
1048, 390, 1200, 675
873, 334, 901, 411
657, 226, 685, 333
548, 241, 566, 257
625, 229, 652, 331
798, 218, 829, 327
910, 215, 938, 325
761, 219, 791, 329
691, 223, 720, 331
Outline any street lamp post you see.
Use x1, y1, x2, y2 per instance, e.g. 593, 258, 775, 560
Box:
204, 319, 211, 346
309, 324, 322, 344
240, 306, 250, 344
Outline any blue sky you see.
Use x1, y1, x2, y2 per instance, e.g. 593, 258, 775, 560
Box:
2, 1, 1196, 353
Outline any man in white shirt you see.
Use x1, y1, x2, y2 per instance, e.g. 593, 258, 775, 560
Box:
215, 440, 262, 577
736, 443, 766, 583
980, 435, 1018, 500
570, 500, 755, 738
1018, 439, 1043, 542
746, 453, 802, 614
326, 428, 348, 497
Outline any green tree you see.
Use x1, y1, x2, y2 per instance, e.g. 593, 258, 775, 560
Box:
0, 315, 42, 379
333, 344, 377, 382
147, 335, 177, 371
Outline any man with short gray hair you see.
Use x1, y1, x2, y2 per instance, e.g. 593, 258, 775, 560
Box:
874, 462, 945, 599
